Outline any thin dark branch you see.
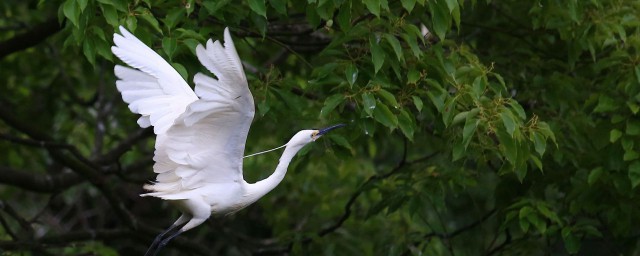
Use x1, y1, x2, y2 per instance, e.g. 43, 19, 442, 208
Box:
316, 137, 413, 238
0, 100, 138, 229
232, 28, 314, 68
0, 132, 100, 172
256, 141, 438, 255
0, 18, 63, 60
94, 128, 153, 165
0, 166, 83, 193
400, 209, 498, 256
0, 213, 17, 241
37, 229, 131, 245
484, 229, 512, 256
0, 201, 34, 235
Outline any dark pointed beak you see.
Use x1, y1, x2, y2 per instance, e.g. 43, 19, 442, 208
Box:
318, 124, 346, 136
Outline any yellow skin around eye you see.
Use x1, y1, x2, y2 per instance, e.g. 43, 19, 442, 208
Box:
311, 131, 320, 141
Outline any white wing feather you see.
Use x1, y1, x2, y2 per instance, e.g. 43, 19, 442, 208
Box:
112, 26, 198, 134
112, 28, 255, 199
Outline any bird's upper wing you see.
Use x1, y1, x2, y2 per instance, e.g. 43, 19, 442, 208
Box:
112, 26, 198, 134
140, 28, 255, 198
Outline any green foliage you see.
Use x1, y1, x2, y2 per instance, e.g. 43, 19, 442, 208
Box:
1, 0, 640, 255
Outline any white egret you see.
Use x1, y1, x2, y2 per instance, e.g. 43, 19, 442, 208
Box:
111, 26, 344, 255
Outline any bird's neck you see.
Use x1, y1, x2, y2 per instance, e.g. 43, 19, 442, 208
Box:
245, 143, 305, 203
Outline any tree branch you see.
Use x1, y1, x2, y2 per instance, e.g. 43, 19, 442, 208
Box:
0, 18, 62, 60
0, 100, 137, 229
0, 166, 83, 193
93, 128, 153, 165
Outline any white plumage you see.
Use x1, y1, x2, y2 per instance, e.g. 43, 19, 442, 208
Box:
111, 26, 344, 255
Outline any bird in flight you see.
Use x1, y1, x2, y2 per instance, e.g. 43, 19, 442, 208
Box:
111, 26, 344, 255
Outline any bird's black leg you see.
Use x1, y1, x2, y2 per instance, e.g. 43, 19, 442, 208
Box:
144, 224, 182, 256
152, 229, 184, 256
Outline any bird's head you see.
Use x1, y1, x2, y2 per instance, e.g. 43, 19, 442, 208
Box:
289, 124, 346, 146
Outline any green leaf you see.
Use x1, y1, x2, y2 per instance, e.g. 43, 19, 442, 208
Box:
398, 109, 415, 141
320, 94, 344, 117
373, 103, 398, 129
202, 0, 231, 14
78, 0, 89, 12
345, 64, 358, 86
627, 120, 640, 135
452, 139, 464, 161
401, 30, 422, 58
518, 206, 533, 232
306, 4, 321, 27
444, 0, 457, 12
269, 0, 287, 15
412, 96, 423, 112
627, 102, 639, 114
248, 0, 267, 18
562, 227, 581, 254
400, 0, 416, 12
183, 38, 200, 55
139, 11, 163, 34
328, 134, 354, 153
624, 150, 639, 161
629, 161, 640, 188
470, 77, 485, 98
593, 95, 618, 113
363, 0, 381, 17
185, 0, 195, 16
125, 16, 137, 32
164, 8, 185, 29
362, 93, 376, 116
407, 69, 420, 84
500, 111, 517, 137
336, 4, 351, 30
427, 91, 445, 113
257, 99, 271, 116
251, 12, 268, 37
82, 38, 96, 65
532, 132, 546, 156
536, 203, 561, 224
610, 129, 623, 143
162, 37, 177, 61
462, 118, 479, 149
622, 137, 634, 151
427, 0, 449, 39
370, 36, 385, 74
452, 112, 465, 125
175, 28, 206, 41
536, 121, 556, 145
527, 213, 546, 234
376, 89, 398, 108
588, 167, 603, 186
509, 100, 526, 120
63, 0, 80, 27
383, 34, 403, 63
171, 62, 188, 80
96, 0, 127, 11
101, 4, 119, 27
450, 1, 460, 28
497, 129, 517, 165
530, 155, 543, 171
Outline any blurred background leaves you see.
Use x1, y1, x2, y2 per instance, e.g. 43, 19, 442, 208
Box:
0, 0, 639, 255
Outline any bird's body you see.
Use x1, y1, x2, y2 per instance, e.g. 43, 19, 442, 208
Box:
111, 26, 343, 255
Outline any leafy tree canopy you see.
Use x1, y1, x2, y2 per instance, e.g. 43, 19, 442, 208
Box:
0, 0, 639, 255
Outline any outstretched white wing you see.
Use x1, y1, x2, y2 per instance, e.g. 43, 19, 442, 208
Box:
112, 27, 254, 199
112, 26, 198, 134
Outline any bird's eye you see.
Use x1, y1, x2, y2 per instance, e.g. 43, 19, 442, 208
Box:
311, 131, 318, 138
